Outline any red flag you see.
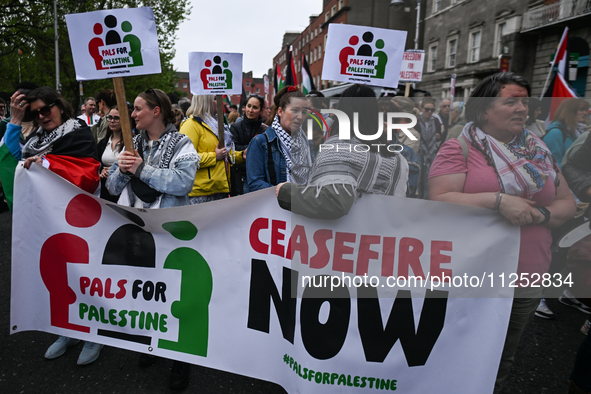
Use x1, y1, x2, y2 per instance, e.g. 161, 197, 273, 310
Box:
552, 27, 569, 77
542, 72, 578, 123
285, 46, 298, 87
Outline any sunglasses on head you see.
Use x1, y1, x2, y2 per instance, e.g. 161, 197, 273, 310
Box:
145, 88, 162, 109
31, 103, 56, 119
106, 115, 120, 122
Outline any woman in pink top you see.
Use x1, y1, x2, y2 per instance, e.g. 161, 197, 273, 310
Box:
428, 72, 576, 394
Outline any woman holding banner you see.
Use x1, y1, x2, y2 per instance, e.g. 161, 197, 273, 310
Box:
105, 88, 198, 389
427, 72, 576, 394
246, 86, 312, 193
4, 86, 104, 365
179, 95, 244, 203
106, 88, 198, 209
275, 84, 408, 219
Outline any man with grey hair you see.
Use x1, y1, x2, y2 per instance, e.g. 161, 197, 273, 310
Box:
77, 97, 100, 126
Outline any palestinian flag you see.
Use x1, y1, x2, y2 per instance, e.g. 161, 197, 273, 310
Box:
285, 46, 298, 87
0, 122, 100, 211
542, 72, 578, 123
274, 63, 285, 94
301, 53, 316, 95
0, 137, 18, 210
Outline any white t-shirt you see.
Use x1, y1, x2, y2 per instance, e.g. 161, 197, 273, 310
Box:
77, 113, 101, 126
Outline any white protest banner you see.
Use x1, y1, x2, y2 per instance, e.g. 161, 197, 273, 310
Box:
11, 165, 519, 393
399, 50, 425, 83
189, 52, 243, 95
66, 7, 161, 80
322, 24, 406, 88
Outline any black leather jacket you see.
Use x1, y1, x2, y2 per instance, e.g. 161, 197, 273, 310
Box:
563, 134, 591, 202
230, 115, 267, 174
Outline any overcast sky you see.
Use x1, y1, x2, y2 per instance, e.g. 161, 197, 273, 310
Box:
172, 0, 322, 77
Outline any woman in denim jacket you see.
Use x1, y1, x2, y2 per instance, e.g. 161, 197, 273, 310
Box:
245, 86, 311, 193
106, 88, 199, 209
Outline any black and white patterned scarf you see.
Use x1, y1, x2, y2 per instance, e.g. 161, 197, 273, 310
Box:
22, 118, 83, 158
271, 114, 311, 184
304, 135, 408, 198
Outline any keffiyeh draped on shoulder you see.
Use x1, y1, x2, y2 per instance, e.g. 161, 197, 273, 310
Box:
461, 121, 557, 199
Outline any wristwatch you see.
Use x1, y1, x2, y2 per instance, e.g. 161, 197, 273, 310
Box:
537, 207, 551, 225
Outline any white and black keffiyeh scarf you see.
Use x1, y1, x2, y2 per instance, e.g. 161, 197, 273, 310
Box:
272, 114, 311, 184
461, 122, 556, 199
22, 118, 83, 158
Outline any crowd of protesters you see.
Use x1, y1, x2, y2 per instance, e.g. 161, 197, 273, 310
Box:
1, 72, 591, 393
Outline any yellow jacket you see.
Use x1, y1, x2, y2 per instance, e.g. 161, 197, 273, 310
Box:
180, 116, 244, 197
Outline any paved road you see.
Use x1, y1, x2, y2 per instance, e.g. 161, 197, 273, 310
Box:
0, 209, 586, 393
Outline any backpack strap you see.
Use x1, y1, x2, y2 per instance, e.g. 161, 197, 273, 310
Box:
458, 136, 469, 163
263, 133, 277, 185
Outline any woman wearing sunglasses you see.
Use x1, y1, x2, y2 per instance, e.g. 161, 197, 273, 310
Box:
5, 86, 100, 195
96, 106, 125, 202
229, 94, 267, 195
3, 87, 103, 364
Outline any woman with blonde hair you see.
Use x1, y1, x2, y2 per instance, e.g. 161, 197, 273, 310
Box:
180, 95, 245, 204
543, 98, 590, 168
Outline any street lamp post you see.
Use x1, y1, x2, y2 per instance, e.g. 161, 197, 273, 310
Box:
54, 0, 60, 93
390, 0, 421, 49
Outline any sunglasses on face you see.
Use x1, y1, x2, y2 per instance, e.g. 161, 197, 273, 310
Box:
31, 103, 56, 119
441, 105, 450, 108
423, 107, 435, 113
106, 115, 120, 122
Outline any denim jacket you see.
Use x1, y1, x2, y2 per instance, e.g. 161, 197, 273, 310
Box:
245, 126, 287, 193
106, 124, 199, 208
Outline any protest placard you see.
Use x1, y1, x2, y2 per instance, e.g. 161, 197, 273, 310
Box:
322, 24, 406, 88
399, 50, 425, 83
189, 52, 243, 96
66, 7, 161, 80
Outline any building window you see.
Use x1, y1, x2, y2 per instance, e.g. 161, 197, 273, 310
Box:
246, 81, 251, 87
494, 22, 506, 57
310, 51, 313, 63
313, 48, 317, 62
175, 82, 179, 88
246, 90, 251, 96
325, 12, 329, 22
433, 0, 441, 13
446, 37, 457, 68
299, 41, 301, 49
315, 28, 318, 37
319, 44, 322, 59
256, 88, 260, 93
294, 48, 298, 56
428, 43, 438, 72
182, 83, 188, 89
331, 5, 337, 16
468, 30, 481, 63
339, 0, 344, 10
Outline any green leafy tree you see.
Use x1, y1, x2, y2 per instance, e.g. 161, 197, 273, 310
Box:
0, 0, 190, 108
